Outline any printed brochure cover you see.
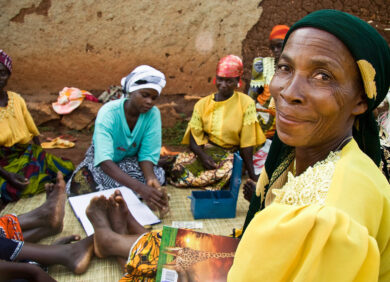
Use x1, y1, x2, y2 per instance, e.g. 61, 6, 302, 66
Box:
156, 226, 240, 282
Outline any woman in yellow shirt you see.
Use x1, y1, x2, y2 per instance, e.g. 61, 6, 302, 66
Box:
0, 50, 74, 202
229, 10, 390, 281
169, 55, 265, 190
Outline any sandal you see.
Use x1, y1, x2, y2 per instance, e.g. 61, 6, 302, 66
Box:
41, 137, 75, 149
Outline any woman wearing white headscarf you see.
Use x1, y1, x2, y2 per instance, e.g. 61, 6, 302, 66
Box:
66, 65, 168, 211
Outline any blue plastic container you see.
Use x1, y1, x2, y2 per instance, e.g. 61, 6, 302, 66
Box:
188, 152, 243, 219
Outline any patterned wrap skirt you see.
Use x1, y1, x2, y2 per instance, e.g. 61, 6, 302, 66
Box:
119, 230, 162, 282
66, 145, 165, 196
0, 143, 74, 202
169, 145, 234, 190
0, 214, 24, 261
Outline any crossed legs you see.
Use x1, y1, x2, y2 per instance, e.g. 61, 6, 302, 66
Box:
1, 172, 94, 280
86, 190, 147, 271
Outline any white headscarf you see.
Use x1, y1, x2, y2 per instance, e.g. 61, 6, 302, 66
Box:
121, 65, 166, 95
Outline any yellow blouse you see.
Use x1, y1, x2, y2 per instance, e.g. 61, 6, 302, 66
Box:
0, 91, 40, 147
182, 91, 265, 148
228, 140, 390, 281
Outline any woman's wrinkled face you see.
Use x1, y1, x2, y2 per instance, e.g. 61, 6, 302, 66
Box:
216, 76, 239, 97
270, 28, 367, 149
0, 63, 10, 90
130, 88, 159, 113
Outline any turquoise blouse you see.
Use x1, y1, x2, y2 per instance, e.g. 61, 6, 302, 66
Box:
93, 98, 161, 166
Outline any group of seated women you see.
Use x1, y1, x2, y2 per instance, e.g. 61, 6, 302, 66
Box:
1, 9, 390, 282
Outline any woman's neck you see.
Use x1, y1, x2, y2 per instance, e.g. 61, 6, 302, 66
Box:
0, 89, 8, 107
295, 133, 352, 176
215, 91, 234, 102
124, 99, 140, 131
124, 99, 139, 117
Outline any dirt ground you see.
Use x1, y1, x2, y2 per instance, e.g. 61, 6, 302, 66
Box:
38, 124, 93, 166
38, 120, 187, 167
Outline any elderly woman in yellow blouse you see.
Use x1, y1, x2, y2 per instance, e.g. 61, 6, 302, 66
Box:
228, 10, 390, 281
169, 55, 265, 190
0, 50, 74, 203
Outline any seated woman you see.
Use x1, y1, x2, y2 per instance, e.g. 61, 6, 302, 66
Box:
243, 25, 290, 201
169, 55, 265, 190
229, 10, 390, 281
0, 50, 74, 203
67, 65, 168, 212
0, 172, 93, 281
247, 24, 289, 140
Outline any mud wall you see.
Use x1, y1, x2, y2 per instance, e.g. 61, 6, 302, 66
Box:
0, 0, 263, 96
1, 0, 389, 97
242, 0, 390, 87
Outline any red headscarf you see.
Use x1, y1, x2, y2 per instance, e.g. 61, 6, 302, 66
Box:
269, 25, 290, 40
216, 55, 243, 78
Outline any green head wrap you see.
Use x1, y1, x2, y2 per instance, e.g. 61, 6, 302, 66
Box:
284, 9, 390, 165
243, 9, 390, 234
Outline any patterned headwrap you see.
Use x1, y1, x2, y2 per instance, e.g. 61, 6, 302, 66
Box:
216, 55, 243, 78
269, 25, 290, 40
242, 9, 390, 234
121, 65, 166, 95
0, 50, 12, 73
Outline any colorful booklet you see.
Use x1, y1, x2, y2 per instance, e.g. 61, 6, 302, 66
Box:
68, 186, 161, 236
156, 226, 240, 282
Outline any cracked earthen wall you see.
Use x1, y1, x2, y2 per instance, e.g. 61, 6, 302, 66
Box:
0, 0, 389, 97
0, 0, 263, 96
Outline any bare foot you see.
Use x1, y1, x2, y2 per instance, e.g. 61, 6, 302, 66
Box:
52, 235, 81, 245
243, 179, 256, 202
86, 195, 114, 258
43, 171, 67, 234
19, 171, 67, 240
65, 235, 94, 274
112, 190, 147, 235
108, 192, 128, 235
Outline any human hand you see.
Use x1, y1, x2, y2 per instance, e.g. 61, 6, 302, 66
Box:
243, 179, 256, 202
199, 154, 217, 170
139, 183, 165, 211
146, 178, 170, 217
158, 186, 170, 218
7, 172, 29, 190
146, 178, 161, 190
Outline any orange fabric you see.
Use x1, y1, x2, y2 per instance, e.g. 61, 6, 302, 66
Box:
256, 85, 272, 105
269, 25, 290, 40
0, 214, 24, 241
120, 231, 162, 282
256, 86, 276, 138
160, 146, 180, 156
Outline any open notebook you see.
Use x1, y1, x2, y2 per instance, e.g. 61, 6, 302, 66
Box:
68, 186, 161, 236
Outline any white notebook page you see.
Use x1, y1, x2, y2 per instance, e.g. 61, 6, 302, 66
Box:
68, 186, 160, 236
